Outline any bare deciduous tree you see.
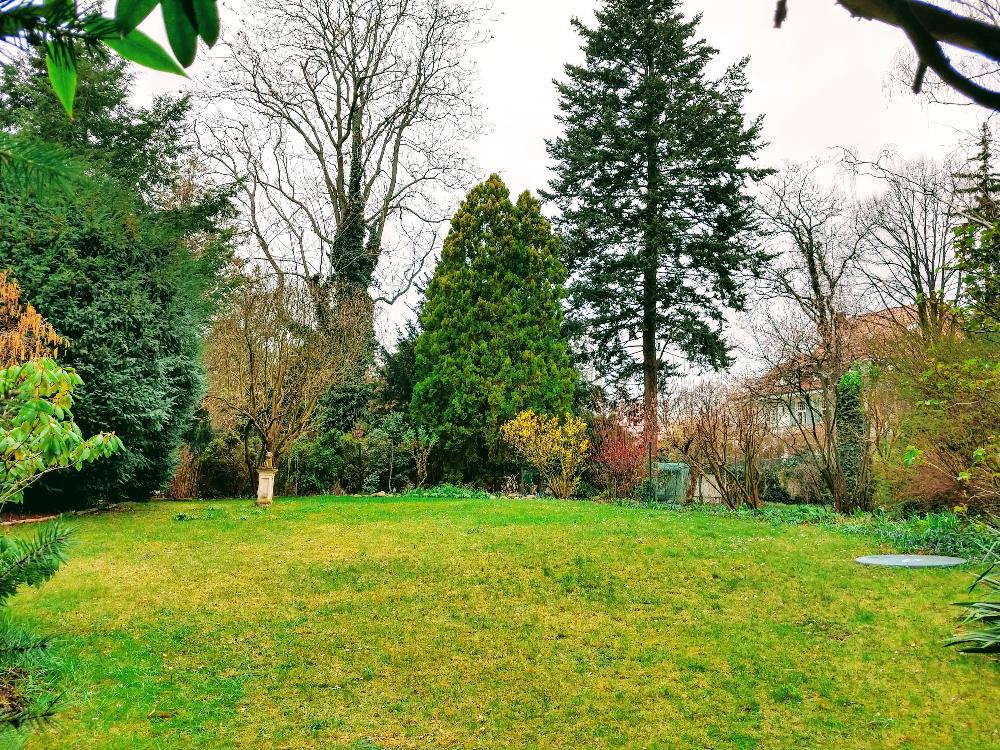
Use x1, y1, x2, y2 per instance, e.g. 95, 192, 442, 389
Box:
199, 0, 485, 306
204, 271, 371, 484
848, 152, 962, 337
752, 163, 862, 511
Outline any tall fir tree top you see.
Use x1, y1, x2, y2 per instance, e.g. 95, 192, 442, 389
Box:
544, 0, 768, 399
955, 122, 1000, 220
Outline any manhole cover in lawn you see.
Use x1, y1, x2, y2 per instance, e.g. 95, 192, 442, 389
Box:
855, 554, 967, 568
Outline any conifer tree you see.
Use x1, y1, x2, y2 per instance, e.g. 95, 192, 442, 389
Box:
545, 0, 768, 422
411, 175, 577, 481
955, 123, 1000, 331
0, 52, 232, 505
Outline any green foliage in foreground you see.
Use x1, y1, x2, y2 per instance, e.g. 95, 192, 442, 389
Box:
0, 0, 219, 116
1, 359, 122, 506
0, 53, 232, 507
949, 564, 1000, 654
12, 497, 1000, 750
0, 519, 72, 740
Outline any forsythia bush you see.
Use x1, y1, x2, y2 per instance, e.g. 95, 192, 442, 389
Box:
501, 411, 589, 499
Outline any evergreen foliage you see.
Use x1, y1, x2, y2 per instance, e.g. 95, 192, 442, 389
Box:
836, 368, 874, 513
379, 317, 421, 413
544, 0, 768, 413
0, 518, 73, 736
954, 124, 1000, 332
411, 175, 577, 481
0, 52, 232, 506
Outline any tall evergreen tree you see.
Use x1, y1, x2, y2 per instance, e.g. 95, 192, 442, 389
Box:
955, 123, 1000, 332
379, 316, 422, 413
411, 175, 577, 481
545, 0, 768, 421
0, 52, 232, 506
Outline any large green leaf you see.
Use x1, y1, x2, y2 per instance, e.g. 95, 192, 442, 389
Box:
161, 0, 197, 67
105, 27, 186, 76
191, 0, 219, 47
44, 42, 77, 117
114, 0, 160, 34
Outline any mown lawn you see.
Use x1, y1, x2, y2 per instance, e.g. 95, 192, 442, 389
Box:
14, 496, 1000, 750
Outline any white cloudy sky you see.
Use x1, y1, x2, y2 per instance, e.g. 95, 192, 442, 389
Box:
135, 0, 988, 343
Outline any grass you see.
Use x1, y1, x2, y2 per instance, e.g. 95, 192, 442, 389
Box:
11, 496, 1000, 750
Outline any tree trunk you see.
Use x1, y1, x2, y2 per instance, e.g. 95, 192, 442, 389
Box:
642, 261, 658, 433
642, 103, 660, 440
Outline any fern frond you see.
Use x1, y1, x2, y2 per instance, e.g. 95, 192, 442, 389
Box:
0, 133, 82, 193
0, 520, 71, 608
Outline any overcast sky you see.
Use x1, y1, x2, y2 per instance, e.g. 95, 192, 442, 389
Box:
136, 0, 988, 343
137, 0, 986, 192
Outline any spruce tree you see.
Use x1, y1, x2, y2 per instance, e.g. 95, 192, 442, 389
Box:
411, 175, 577, 481
955, 123, 1000, 331
545, 0, 768, 420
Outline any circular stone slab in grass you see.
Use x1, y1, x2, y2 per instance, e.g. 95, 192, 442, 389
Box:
855, 554, 967, 568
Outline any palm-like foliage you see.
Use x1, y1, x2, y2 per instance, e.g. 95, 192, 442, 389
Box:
0, 132, 81, 191
948, 563, 1000, 654
0, 520, 70, 607
0, 520, 71, 735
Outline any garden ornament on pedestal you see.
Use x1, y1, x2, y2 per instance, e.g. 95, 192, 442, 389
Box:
257, 453, 277, 507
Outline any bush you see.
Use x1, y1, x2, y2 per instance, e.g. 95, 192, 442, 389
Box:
879, 334, 1000, 513
280, 432, 344, 496
368, 412, 411, 493
501, 411, 589, 499
339, 430, 371, 495
837, 510, 1000, 561
588, 403, 649, 499
401, 484, 496, 501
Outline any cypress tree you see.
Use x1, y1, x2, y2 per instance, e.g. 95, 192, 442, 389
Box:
545, 0, 769, 421
410, 175, 577, 481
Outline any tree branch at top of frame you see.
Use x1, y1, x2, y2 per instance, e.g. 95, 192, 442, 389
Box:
774, 0, 1000, 111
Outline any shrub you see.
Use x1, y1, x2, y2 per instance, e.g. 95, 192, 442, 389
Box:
404, 426, 438, 489
879, 334, 1000, 513
368, 412, 411, 493
501, 411, 589, 499
339, 430, 370, 495
402, 484, 495, 501
588, 403, 649, 499
280, 432, 344, 496
194, 433, 254, 499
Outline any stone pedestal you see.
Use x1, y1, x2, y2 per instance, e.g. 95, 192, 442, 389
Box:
256, 467, 277, 507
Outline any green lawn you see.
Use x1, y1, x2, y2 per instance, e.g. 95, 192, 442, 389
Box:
14, 496, 1000, 750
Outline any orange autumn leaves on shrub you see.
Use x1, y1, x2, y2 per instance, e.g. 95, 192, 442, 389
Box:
501, 410, 589, 499
0, 270, 65, 368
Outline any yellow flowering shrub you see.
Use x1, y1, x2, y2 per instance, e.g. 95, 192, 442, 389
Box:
501, 410, 589, 499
